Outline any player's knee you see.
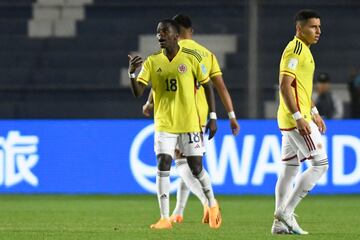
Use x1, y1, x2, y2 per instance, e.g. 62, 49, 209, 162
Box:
191, 165, 203, 177
186, 157, 203, 176
311, 157, 329, 175
314, 164, 328, 175
175, 158, 187, 170
188, 162, 203, 176
157, 154, 172, 171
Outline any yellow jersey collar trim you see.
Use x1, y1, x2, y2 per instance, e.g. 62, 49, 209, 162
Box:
179, 39, 195, 44
160, 45, 182, 62
294, 36, 309, 49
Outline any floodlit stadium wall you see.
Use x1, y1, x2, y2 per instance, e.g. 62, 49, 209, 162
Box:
0, 120, 359, 195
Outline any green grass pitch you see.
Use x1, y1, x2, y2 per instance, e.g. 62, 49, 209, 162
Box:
0, 195, 359, 239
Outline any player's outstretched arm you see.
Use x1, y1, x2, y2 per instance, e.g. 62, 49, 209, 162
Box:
202, 81, 217, 140
211, 75, 240, 136
128, 55, 146, 97
280, 74, 311, 135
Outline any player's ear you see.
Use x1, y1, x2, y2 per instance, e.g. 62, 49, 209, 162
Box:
295, 22, 302, 33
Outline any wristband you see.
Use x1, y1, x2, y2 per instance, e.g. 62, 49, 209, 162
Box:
228, 111, 236, 119
311, 106, 319, 115
209, 112, 217, 120
128, 72, 136, 78
292, 111, 303, 120
145, 101, 152, 105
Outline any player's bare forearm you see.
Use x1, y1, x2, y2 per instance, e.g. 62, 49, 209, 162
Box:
212, 75, 234, 112
202, 81, 216, 113
142, 90, 154, 117
212, 75, 240, 135
130, 79, 146, 97
280, 74, 310, 135
311, 99, 315, 108
146, 90, 153, 104
203, 81, 217, 139
279, 74, 299, 114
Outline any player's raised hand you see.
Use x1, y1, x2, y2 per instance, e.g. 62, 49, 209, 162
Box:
296, 118, 311, 136
230, 118, 240, 136
128, 55, 143, 73
312, 113, 326, 134
205, 119, 217, 140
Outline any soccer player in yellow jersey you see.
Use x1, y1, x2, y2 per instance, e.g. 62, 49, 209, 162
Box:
272, 10, 328, 235
128, 19, 221, 229
143, 14, 239, 224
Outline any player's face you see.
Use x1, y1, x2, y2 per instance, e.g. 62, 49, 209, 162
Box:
156, 22, 178, 49
298, 18, 321, 45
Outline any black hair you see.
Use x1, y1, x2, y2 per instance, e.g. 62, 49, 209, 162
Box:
317, 72, 330, 83
172, 14, 192, 29
294, 9, 320, 24
158, 19, 180, 34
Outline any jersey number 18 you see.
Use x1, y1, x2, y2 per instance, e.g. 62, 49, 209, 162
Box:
165, 79, 177, 91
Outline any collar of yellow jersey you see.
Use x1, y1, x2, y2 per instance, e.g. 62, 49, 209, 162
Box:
160, 46, 183, 59
294, 36, 310, 48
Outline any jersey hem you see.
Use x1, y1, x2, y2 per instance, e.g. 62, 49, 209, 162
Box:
280, 70, 296, 78
210, 71, 222, 78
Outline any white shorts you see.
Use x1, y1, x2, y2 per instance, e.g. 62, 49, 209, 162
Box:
154, 131, 205, 159
175, 126, 206, 155
281, 121, 328, 165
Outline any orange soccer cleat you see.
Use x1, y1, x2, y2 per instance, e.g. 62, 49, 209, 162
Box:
209, 200, 222, 229
169, 214, 184, 223
201, 205, 210, 224
150, 218, 172, 229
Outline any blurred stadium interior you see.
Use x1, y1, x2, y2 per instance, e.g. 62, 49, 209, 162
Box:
1, 0, 359, 119
1, 1, 360, 238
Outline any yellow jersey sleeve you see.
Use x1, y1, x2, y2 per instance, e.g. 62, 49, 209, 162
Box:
209, 53, 222, 78
280, 46, 302, 79
196, 61, 210, 85
137, 58, 151, 86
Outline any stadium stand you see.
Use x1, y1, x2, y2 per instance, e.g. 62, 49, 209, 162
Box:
0, 0, 358, 118
0, 0, 247, 118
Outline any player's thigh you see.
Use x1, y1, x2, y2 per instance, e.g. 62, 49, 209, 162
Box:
178, 132, 205, 157
154, 131, 178, 159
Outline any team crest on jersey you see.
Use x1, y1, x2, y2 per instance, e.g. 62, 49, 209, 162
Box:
178, 64, 187, 73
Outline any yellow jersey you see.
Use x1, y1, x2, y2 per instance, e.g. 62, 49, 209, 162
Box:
137, 46, 210, 133
278, 36, 315, 129
179, 39, 222, 126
